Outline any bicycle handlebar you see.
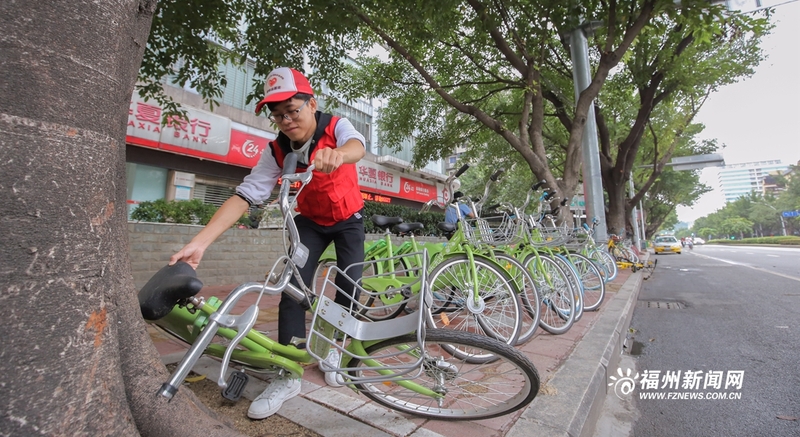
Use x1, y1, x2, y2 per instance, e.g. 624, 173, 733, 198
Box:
454, 163, 470, 178
490, 168, 505, 182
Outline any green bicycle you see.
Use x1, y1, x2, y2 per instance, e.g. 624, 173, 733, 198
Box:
140, 153, 540, 420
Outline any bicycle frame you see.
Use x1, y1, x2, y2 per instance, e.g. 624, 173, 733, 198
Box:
154, 155, 442, 401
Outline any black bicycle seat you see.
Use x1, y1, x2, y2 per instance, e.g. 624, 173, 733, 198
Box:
371, 215, 404, 230
395, 222, 424, 234
437, 222, 457, 233
138, 261, 204, 321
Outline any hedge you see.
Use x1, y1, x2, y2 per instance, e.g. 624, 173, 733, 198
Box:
707, 236, 800, 246
130, 199, 251, 227
130, 198, 447, 234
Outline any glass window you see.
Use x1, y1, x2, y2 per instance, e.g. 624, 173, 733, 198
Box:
126, 163, 168, 219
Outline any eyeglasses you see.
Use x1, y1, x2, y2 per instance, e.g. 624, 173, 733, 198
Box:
268, 99, 310, 123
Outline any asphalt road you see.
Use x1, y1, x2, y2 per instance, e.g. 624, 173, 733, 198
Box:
603, 247, 800, 437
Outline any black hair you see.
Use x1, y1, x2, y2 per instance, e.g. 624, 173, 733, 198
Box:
266, 93, 313, 113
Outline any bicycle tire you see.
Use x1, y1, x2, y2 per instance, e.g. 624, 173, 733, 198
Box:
588, 249, 618, 283
567, 253, 605, 311
551, 254, 583, 323
425, 254, 522, 361
348, 329, 540, 420
492, 252, 541, 345
523, 253, 575, 335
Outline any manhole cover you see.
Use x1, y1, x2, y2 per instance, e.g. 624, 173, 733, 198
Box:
638, 301, 684, 309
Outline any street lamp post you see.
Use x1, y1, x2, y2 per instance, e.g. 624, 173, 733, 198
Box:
761, 203, 788, 236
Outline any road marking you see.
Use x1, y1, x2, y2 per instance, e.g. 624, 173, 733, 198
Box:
767, 255, 779, 258
690, 252, 800, 283
776, 326, 789, 329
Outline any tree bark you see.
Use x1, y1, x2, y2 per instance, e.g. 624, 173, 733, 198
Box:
0, 2, 241, 435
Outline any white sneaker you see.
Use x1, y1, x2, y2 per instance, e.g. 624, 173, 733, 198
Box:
247, 375, 301, 419
319, 348, 345, 387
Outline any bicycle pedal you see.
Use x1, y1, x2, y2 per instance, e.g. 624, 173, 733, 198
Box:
221, 371, 249, 402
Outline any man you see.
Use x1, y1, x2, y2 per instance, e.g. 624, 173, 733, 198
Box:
443, 179, 475, 224
444, 190, 475, 224
169, 67, 365, 419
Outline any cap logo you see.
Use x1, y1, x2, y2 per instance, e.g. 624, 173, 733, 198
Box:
268, 77, 278, 87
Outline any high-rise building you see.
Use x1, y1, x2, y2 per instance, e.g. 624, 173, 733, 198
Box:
717, 160, 788, 203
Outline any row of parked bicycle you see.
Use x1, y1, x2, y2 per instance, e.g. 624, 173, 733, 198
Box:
313, 164, 621, 356
139, 157, 627, 421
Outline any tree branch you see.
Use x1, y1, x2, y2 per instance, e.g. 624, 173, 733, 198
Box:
465, 0, 529, 77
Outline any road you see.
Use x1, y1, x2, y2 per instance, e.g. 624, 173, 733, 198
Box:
688, 244, 800, 280
593, 246, 800, 437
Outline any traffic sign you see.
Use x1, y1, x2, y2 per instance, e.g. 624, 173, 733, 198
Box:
782, 210, 800, 218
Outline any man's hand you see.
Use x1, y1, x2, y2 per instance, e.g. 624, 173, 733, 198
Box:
313, 147, 344, 173
169, 242, 206, 270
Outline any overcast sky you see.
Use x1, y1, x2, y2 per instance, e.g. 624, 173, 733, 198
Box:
675, 0, 800, 224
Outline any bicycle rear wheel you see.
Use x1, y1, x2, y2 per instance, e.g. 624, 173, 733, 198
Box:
588, 249, 617, 283
567, 253, 605, 311
524, 253, 575, 335
492, 252, 540, 345
551, 254, 583, 323
348, 329, 540, 420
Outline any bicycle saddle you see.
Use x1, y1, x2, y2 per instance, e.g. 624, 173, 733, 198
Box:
138, 261, 204, 321
371, 215, 403, 230
395, 222, 424, 234
437, 222, 457, 233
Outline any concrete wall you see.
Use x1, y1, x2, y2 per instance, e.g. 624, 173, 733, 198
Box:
128, 222, 445, 289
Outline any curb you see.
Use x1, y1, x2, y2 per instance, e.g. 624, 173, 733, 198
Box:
505, 266, 644, 437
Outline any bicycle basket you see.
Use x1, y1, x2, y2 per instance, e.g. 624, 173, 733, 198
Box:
462, 212, 523, 246
562, 229, 591, 250
307, 250, 430, 385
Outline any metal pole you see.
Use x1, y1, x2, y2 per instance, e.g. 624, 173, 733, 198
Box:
569, 23, 608, 244
628, 174, 641, 249
639, 199, 647, 246
779, 215, 787, 236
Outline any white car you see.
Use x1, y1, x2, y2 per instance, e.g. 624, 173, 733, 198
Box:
654, 236, 682, 254
692, 238, 705, 245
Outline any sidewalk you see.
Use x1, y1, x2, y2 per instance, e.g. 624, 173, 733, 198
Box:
152, 263, 644, 437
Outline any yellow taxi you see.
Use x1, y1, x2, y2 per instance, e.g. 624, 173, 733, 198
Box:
653, 236, 682, 254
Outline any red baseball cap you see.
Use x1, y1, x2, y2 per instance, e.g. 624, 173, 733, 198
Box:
255, 67, 315, 114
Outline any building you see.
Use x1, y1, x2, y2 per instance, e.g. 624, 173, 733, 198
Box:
125, 59, 447, 218
717, 160, 788, 203
761, 160, 799, 196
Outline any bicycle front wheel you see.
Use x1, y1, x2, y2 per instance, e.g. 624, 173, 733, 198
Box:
349, 329, 540, 420
426, 254, 522, 350
567, 253, 605, 311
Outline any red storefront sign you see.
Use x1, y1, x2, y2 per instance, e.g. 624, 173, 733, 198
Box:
357, 160, 442, 203
125, 94, 271, 168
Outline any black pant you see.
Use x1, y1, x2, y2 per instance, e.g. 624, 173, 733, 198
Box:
278, 210, 365, 345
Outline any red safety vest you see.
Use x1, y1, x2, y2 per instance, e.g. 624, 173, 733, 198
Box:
269, 111, 363, 226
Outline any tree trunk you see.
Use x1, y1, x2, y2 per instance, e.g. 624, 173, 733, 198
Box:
605, 180, 629, 238
0, 2, 241, 435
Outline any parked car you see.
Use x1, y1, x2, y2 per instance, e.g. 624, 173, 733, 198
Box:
692, 237, 705, 245
653, 236, 682, 254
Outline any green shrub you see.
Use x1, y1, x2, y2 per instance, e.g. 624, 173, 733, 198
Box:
130, 199, 217, 225
708, 236, 800, 246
